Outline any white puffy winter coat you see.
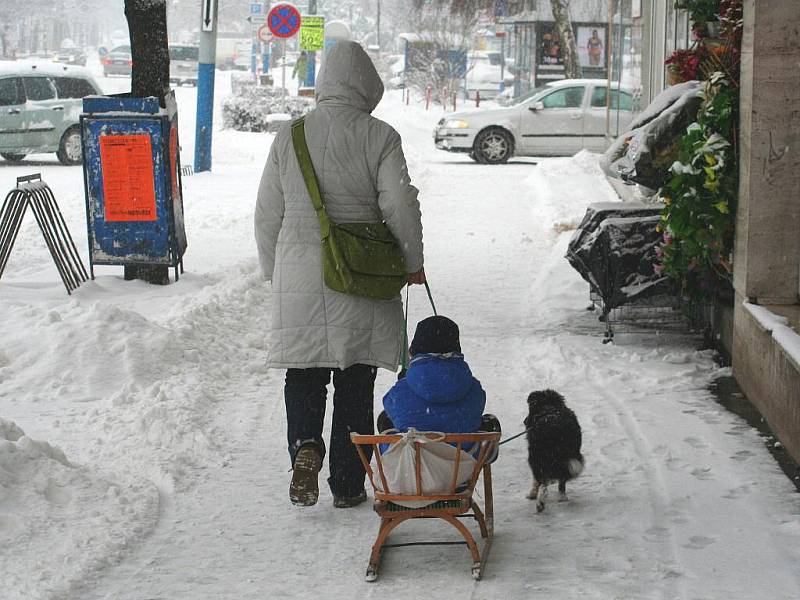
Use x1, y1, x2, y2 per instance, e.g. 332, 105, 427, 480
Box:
255, 41, 424, 371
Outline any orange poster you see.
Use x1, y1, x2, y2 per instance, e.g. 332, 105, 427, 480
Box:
99, 134, 157, 222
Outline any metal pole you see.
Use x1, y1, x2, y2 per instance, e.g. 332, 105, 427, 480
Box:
376, 0, 381, 51
499, 34, 505, 93
282, 38, 287, 98
194, 0, 218, 173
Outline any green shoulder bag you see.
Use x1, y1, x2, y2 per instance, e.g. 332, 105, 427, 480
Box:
291, 117, 408, 300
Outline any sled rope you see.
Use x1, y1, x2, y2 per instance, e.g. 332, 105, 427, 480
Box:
400, 281, 437, 371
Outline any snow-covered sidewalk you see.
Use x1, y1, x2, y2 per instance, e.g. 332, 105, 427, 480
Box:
1, 84, 798, 600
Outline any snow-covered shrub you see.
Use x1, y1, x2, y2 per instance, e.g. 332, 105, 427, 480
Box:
222, 85, 315, 132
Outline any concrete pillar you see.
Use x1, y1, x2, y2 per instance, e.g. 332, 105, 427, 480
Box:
732, 0, 800, 464
733, 0, 800, 306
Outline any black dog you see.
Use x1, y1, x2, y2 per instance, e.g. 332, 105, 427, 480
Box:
525, 390, 584, 512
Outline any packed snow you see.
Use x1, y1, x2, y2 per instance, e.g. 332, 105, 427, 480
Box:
0, 67, 798, 600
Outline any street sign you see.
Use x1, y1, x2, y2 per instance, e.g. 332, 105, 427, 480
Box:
257, 24, 273, 44
267, 3, 302, 39
248, 15, 266, 24
250, 2, 264, 15
201, 0, 216, 32
300, 15, 324, 51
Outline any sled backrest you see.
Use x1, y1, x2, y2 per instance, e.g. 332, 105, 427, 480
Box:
350, 431, 500, 503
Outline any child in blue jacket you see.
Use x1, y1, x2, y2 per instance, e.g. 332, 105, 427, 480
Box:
380, 316, 496, 436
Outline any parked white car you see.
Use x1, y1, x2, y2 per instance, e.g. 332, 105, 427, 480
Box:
0, 61, 101, 164
465, 51, 512, 100
434, 79, 635, 163
169, 44, 199, 86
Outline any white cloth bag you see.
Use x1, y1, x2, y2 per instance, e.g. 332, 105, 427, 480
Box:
375, 428, 477, 508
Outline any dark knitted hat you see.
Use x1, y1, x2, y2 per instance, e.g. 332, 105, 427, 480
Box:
409, 315, 461, 356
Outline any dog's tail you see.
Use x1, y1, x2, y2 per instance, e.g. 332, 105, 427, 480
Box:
567, 458, 584, 478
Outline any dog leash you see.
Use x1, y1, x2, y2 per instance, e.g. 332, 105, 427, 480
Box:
498, 425, 535, 446
400, 281, 437, 371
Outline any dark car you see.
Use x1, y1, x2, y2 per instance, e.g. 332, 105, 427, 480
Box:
102, 46, 132, 77
54, 47, 87, 66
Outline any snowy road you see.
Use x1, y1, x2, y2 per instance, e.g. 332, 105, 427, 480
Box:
1, 75, 799, 600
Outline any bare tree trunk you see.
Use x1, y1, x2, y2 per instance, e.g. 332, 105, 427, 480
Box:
123, 0, 171, 285
125, 0, 170, 103
550, 0, 582, 79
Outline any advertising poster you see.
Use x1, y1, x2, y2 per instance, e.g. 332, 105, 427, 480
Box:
578, 26, 606, 68
300, 15, 324, 51
99, 134, 157, 222
538, 23, 562, 65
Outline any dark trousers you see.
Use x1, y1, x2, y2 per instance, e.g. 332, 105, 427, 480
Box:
285, 364, 376, 497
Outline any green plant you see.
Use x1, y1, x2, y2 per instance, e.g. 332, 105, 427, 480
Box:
674, 0, 719, 23
657, 73, 738, 302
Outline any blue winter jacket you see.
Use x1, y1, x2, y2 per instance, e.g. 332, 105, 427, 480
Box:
383, 353, 486, 434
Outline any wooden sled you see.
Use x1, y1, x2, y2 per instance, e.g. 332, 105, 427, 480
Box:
350, 431, 500, 582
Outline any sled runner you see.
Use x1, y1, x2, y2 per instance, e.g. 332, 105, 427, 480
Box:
350, 431, 500, 582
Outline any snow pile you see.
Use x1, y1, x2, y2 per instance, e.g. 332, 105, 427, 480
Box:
526, 151, 621, 234
0, 418, 159, 600
1, 267, 272, 491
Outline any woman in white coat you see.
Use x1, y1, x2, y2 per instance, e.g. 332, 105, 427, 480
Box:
255, 41, 425, 508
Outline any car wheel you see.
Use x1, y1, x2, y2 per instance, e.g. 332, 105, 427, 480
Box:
1, 153, 26, 163
474, 128, 513, 164
468, 150, 482, 163
56, 127, 83, 165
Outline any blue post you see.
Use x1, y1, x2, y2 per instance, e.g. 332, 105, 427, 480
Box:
194, 0, 218, 173
194, 63, 215, 172
306, 1, 317, 87
251, 39, 258, 75
306, 52, 315, 87
262, 42, 270, 73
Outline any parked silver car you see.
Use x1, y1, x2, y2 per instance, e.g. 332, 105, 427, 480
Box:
0, 61, 101, 164
434, 79, 635, 163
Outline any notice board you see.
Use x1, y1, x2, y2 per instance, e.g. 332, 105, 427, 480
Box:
99, 134, 158, 222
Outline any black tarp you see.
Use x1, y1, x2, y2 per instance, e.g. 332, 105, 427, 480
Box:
566, 203, 675, 311
601, 81, 704, 190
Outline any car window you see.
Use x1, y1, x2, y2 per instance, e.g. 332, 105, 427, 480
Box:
22, 77, 56, 101
169, 46, 199, 61
53, 77, 97, 98
591, 87, 633, 110
510, 85, 549, 106
0, 77, 24, 106
541, 86, 585, 109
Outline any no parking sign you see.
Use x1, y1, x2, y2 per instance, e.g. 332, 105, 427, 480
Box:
268, 3, 301, 38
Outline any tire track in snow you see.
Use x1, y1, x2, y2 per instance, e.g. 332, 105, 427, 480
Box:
582, 359, 687, 599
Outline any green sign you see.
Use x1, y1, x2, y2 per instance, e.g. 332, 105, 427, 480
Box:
300, 15, 325, 51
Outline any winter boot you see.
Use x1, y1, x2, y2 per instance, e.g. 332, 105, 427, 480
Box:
290, 444, 323, 507
332, 490, 367, 508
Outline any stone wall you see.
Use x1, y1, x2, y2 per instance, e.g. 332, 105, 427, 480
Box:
732, 0, 800, 464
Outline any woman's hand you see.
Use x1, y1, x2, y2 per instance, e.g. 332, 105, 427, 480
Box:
407, 266, 426, 285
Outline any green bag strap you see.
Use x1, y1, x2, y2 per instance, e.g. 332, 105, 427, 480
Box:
400, 281, 438, 371
291, 117, 331, 239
